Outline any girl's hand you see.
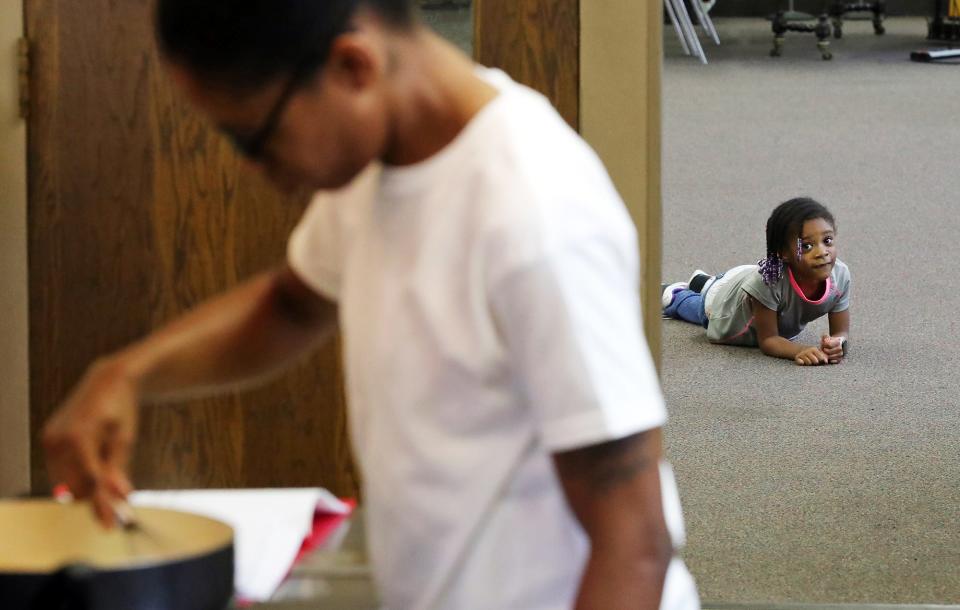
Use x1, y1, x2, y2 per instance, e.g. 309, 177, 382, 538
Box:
820, 335, 845, 364
794, 346, 829, 366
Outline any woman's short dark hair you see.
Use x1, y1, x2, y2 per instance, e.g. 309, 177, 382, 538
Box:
765, 196, 836, 258
155, 0, 414, 94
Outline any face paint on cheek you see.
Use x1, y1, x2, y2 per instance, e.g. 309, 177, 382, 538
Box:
796, 238, 803, 261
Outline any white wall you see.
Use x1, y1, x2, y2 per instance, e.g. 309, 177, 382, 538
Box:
0, 0, 30, 496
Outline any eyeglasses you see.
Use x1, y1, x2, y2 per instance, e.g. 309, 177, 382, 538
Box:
225, 55, 322, 161
222, 4, 357, 161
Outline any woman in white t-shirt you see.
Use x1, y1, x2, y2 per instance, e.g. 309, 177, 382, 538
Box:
662, 197, 852, 366
41, 1, 701, 608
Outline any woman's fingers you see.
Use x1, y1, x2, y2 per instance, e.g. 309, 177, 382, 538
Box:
42, 362, 140, 529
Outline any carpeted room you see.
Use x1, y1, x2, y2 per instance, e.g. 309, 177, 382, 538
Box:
661, 9, 960, 606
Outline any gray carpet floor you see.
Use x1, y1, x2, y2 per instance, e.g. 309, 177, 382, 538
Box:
662, 18, 960, 605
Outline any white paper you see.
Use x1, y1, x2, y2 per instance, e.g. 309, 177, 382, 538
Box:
130, 488, 349, 602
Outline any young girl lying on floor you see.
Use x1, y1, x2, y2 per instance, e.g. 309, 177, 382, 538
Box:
662, 197, 851, 366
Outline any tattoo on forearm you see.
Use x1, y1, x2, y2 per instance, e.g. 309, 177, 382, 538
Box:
563, 432, 654, 494
593, 455, 651, 493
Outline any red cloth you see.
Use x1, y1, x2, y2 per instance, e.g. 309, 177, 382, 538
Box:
293, 498, 357, 565
234, 498, 357, 607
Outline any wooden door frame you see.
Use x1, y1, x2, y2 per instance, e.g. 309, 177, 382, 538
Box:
581, 1, 662, 369
0, 0, 30, 497
475, 0, 663, 367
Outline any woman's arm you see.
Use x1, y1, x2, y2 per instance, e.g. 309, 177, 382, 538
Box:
554, 429, 673, 610
42, 265, 338, 525
751, 296, 828, 365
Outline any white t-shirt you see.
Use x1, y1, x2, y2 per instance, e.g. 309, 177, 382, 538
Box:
288, 68, 699, 610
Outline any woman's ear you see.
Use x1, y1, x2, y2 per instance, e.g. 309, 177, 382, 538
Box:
327, 32, 386, 92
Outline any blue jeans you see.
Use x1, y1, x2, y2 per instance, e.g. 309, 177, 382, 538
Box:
663, 272, 723, 328
664, 289, 708, 327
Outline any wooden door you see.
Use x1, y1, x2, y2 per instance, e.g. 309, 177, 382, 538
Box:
25, 0, 358, 496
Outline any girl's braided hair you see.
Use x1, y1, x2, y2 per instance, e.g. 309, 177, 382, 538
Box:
758, 197, 836, 285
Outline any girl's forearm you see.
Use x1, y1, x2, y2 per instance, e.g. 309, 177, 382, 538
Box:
828, 310, 850, 340
758, 336, 809, 360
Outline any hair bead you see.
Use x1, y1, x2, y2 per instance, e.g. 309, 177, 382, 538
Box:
757, 253, 784, 285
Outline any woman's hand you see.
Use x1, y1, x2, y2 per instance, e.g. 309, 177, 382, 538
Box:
42, 357, 139, 528
794, 346, 829, 366
41, 268, 338, 528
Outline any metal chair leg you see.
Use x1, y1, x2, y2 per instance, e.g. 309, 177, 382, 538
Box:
669, 0, 708, 63
664, 0, 693, 55
690, 0, 722, 45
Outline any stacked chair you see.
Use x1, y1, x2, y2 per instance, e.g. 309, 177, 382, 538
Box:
665, 0, 721, 64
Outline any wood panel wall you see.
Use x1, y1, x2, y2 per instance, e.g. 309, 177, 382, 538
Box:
473, 0, 580, 129
25, 0, 358, 496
